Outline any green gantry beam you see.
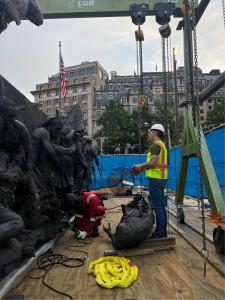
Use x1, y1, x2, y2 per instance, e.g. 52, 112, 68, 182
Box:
37, 0, 183, 19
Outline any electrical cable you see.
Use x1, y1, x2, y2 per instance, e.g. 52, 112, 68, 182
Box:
29, 237, 92, 300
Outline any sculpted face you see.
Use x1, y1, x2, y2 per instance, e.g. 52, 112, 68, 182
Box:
49, 119, 63, 139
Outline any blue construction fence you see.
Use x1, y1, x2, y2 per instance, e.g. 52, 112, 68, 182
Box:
90, 126, 225, 200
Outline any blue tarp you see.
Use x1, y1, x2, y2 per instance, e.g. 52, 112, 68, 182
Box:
90, 155, 148, 190
90, 126, 225, 201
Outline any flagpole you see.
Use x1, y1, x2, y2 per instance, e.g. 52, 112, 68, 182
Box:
59, 41, 62, 115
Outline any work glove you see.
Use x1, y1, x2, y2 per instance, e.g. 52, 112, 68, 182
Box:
131, 165, 142, 176
76, 230, 87, 240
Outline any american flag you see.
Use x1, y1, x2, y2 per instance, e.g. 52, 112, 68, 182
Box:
60, 53, 67, 99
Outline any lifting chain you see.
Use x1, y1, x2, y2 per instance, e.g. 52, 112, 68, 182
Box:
161, 36, 169, 151
136, 40, 140, 76
191, 0, 209, 278
222, 0, 225, 29
183, 1, 195, 107
161, 34, 170, 230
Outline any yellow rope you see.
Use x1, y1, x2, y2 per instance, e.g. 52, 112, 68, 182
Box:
88, 256, 138, 289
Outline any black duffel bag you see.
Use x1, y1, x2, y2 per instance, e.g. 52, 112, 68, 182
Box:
104, 194, 154, 249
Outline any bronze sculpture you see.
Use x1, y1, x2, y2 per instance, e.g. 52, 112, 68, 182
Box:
0, 0, 43, 33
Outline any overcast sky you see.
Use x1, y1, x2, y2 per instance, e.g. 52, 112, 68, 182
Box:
0, 0, 224, 101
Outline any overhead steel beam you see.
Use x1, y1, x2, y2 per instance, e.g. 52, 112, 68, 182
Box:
199, 72, 225, 103
37, 0, 182, 19
177, 0, 211, 30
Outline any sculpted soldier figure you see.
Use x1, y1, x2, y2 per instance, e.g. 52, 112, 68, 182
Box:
32, 118, 76, 211
0, 0, 43, 33
84, 138, 99, 190
0, 99, 33, 209
0, 99, 32, 273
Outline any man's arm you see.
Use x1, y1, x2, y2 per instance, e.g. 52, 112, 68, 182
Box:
135, 143, 161, 171
53, 144, 76, 155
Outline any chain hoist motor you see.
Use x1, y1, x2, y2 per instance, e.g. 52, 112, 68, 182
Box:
129, 3, 149, 26
154, 3, 176, 38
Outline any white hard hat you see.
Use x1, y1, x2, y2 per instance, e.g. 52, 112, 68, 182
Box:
150, 124, 165, 133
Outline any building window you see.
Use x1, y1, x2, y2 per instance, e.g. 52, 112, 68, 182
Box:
156, 88, 160, 93
200, 109, 204, 114
47, 100, 51, 106
55, 99, 60, 105
47, 91, 50, 98
83, 112, 87, 119
96, 101, 101, 109
70, 70, 76, 78
83, 85, 87, 92
39, 85, 43, 90
208, 99, 212, 103
83, 77, 87, 82
109, 84, 113, 90
74, 87, 78, 93
87, 67, 95, 75
82, 103, 88, 109
121, 97, 127, 105
96, 93, 102, 100
108, 93, 114, 100
47, 108, 52, 114
96, 111, 102, 119
82, 94, 88, 101
208, 105, 212, 110
56, 90, 59, 96
154, 95, 162, 101
78, 68, 86, 76
201, 116, 204, 121
132, 97, 138, 104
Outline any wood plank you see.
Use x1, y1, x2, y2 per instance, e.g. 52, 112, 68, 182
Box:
104, 245, 175, 257
142, 236, 176, 247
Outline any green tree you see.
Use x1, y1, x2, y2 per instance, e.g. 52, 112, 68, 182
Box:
94, 101, 131, 154
205, 102, 225, 130
94, 99, 184, 154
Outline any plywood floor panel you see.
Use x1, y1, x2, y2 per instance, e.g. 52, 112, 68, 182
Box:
10, 198, 225, 300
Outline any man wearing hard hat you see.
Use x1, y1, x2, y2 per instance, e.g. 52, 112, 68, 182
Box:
133, 124, 168, 238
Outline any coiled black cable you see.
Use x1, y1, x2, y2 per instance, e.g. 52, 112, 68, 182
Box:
29, 237, 92, 300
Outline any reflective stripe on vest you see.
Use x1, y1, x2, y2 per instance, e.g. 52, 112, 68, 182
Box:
75, 214, 83, 219
146, 140, 168, 179
86, 194, 95, 204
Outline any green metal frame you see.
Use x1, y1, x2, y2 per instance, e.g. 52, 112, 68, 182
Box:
37, 0, 183, 18
175, 104, 225, 217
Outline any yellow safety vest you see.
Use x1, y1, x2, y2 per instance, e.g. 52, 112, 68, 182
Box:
146, 140, 168, 179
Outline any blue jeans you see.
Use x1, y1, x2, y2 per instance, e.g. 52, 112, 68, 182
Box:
148, 178, 167, 237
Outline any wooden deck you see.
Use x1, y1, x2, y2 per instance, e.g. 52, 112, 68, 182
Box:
9, 198, 225, 300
